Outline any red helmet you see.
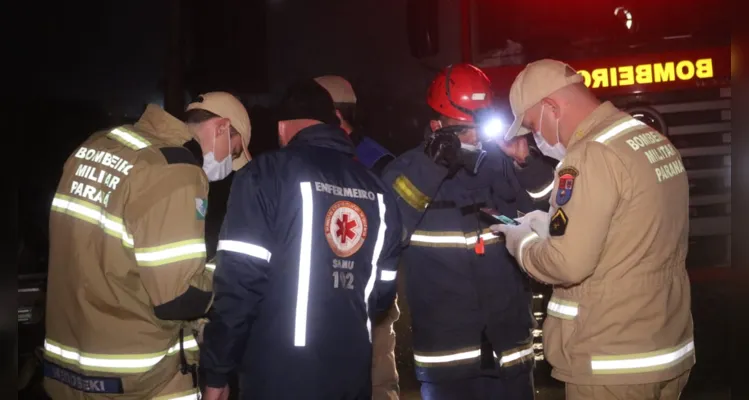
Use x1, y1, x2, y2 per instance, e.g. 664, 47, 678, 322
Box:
426, 63, 494, 123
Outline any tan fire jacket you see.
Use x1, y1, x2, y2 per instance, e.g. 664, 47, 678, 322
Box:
517, 102, 695, 385
44, 105, 212, 399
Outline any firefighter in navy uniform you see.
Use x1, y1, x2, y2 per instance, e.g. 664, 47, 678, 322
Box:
315, 74, 401, 400
381, 64, 554, 400
43, 92, 250, 400
201, 79, 404, 400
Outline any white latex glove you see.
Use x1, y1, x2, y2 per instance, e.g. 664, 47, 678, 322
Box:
522, 210, 550, 239
491, 220, 534, 258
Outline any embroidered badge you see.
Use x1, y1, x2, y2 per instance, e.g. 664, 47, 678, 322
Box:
195, 198, 208, 220
555, 166, 579, 206
324, 200, 369, 258
549, 208, 568, 237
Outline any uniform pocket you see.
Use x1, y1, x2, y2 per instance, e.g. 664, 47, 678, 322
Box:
542, 296, 587, 374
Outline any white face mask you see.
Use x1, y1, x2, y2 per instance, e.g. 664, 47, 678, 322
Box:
202, 130, 233, 182
533, 104, 566, 160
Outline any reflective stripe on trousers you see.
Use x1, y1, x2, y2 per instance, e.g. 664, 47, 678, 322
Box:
414, 342, 534, 368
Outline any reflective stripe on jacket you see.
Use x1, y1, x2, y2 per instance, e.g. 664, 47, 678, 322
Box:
518, 102, 695, 385
44, 105, 212, 399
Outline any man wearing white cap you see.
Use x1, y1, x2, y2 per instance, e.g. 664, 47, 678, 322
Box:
185, 92, 253, 178
494, 59, 694, 399
43, 92, 250, 399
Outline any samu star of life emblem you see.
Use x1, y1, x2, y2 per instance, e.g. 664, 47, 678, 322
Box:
324, 200, 368, 258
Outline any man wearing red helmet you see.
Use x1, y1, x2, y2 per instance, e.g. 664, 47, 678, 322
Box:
381, 64, 554, 399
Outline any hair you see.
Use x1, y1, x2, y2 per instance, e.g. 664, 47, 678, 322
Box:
184, 108, 239, 135
334, 102, 356, 126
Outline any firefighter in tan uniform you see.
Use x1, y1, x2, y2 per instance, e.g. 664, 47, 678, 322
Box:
44, 92, 250, 399
495, 60, 694, 400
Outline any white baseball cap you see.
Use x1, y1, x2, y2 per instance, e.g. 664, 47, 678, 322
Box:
504, 59, 583, 140
314, 75, 357, 104
186, 92, 252, 171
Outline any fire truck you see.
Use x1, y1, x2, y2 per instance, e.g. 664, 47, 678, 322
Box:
407, 0, 731, 386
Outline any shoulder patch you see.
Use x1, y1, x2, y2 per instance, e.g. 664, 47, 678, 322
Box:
195, 198, 208, 220
160, 146, 200, 166
549, 208, 568, 236
325, 200, 368, 258
556, 166, 578, 206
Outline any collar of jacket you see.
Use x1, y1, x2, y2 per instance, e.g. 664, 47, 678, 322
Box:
287, 123, 356, 157
133, 104, 194, 146
567, 101, 619, 149
349, 129, 364, 146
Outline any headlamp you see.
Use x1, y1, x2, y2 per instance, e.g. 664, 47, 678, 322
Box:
472, 108, 504, 140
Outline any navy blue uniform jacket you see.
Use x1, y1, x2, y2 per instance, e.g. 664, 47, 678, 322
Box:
381, 142, 554, 383
201, 124, 404, 399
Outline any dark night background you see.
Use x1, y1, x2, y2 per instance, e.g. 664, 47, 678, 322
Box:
9, 0, 744, 399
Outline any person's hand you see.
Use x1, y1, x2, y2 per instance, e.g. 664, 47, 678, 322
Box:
425, 131, 462, 170
521, 210, 550, 239
203, 385, 230, 400
491, 220, 536, 258
496, 136, 530, 165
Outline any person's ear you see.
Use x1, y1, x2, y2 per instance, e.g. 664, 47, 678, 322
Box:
334, 109, 344, 126
542, 98, 561, 119
278, 120, 288, 146
429, 119, 443, 132
218, 118, 232, 136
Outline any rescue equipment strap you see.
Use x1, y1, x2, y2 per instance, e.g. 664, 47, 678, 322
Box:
178, 328, 198, 388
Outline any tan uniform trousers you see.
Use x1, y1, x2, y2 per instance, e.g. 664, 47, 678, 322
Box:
565, 370, 690, 400
371, 296, 401, 400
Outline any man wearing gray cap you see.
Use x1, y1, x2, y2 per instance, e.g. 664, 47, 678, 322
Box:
493, 59, 694, 399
